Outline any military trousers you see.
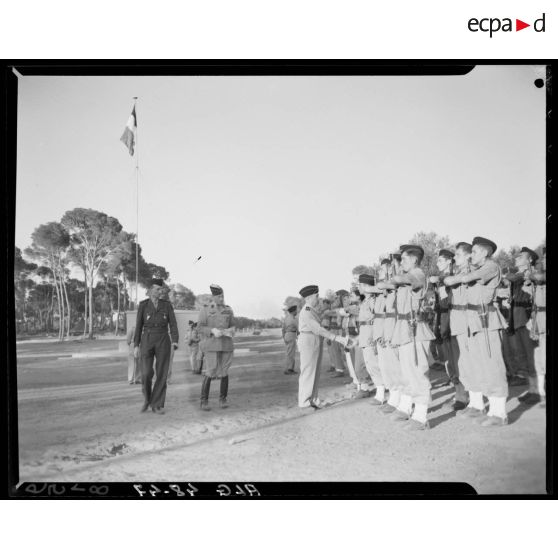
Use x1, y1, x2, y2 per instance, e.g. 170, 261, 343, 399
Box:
398, 340, 431, 406
297, 333, 323, 407
361, 344, 383, 387
203, 350, 234, 379
513, 326, 536, 378
468, 329, 508, 398
455, 333, 476, 393
328, 335, 346, 371
141, 330, 171, 410
284, 332, 297, 371
377, 344, 404, 391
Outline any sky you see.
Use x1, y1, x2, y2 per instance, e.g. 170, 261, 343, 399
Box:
15, 65, 546, 319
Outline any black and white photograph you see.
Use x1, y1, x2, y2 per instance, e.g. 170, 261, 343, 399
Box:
8, 63, 549, 495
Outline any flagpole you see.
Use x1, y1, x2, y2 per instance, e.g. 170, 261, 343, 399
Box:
134, 97, 139, 308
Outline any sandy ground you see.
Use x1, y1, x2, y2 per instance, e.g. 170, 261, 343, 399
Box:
16, 331, 547, 494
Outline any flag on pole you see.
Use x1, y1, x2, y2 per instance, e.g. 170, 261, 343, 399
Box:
120, 105, 137, 156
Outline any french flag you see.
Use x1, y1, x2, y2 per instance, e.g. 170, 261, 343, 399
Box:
120, 105, 137, 156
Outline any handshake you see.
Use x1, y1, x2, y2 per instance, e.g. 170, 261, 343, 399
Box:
333, 335, 355, 350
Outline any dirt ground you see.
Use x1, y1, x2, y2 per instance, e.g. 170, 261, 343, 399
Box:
16, 331, 547, 494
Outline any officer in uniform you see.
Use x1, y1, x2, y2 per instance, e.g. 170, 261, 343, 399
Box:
297, 285, 351, 408
446, 237, 508, 426
282, 299, 299, 375
319, 298, 336, 373
133, 278, 179, 414
329, 290, 349, 377
510, 247, 540, 404
187, 320, 202, 374
197, 284, 235, 411
528, 247, 546, 407
389, 245, 435, 430
430, 249, 468, 411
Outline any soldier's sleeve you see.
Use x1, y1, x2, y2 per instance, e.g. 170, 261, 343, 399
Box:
133, 303, 144, 347
197, 306, 211, 336
464, 260, 500, 285
304, 309, 336, 340
167, 302, 179, 344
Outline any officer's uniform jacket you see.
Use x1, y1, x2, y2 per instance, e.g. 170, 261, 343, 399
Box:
372, 293, 386, 342
391, 268, 435, 346
465, 259, 507, 334
358, 296, 375, 347
198, 302, 235, 352
298, 305, 336, 340
133, 298, 179, 347
448, 266, 470, 336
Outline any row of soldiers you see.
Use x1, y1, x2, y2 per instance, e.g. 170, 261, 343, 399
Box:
284, 238, 546, 430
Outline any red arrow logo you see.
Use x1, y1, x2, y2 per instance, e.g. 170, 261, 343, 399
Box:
516, 19, 530, 31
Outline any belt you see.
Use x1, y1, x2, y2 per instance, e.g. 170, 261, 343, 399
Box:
439, 308, 449, 314
514, 301, 532, 308
143, 327, 168, 333
384, 312, 396, 318
359, 320, 374, 325
375, 313, 385, 318
467, 304, 497, 312
534, 306, 546, 311
449, 304, 467, 311
397, 312, 425, 322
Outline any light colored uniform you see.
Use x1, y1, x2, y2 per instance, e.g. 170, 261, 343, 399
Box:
448, 271, 475, 396
359, 295, 382, 387
465, 260, 508, 398
282, 312, 299, 371
342, 303, 369, 386
391, 268, 435, 410
297, 304, 337, 407
328, 311, 346, 371
197, 302, 235, 379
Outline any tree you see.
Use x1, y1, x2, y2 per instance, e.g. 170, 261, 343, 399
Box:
408, 231, 451, 277
14, 247, 37, 332
24, 222, 71, 339
61, 208, 125, 339
168, 283, 196, 309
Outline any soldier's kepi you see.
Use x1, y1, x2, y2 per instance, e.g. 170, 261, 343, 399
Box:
197, 284, 236, 411
445, 236, 508, 427
296, 285, 352, 409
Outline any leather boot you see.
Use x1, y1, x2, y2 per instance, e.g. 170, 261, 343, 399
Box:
200, 376, 211, 411
219, 376, 229, 408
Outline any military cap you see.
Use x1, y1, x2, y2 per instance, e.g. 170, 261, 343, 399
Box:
151, 278, 164, 287
400, 244, 425, 259
299, 285, 319, 297
439, 249, 455, 260
358, 274, 375, 286
455, 241, 472, 252
335, 289, 349, 297
390, 251, 402, 262
520, 246, 539, 264
209, 284, 224, 295
472, 236, 497, 255
381, 258, 391, 266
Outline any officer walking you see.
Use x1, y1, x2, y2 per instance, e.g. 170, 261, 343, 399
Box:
297, 285, 351, 409
197, 284, 236, 411
133, 278, 179, 414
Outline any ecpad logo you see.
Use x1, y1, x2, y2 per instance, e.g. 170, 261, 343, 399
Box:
468, 13, 545, 37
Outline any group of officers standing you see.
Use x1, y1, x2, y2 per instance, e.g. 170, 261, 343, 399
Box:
284, 237, 546, 431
